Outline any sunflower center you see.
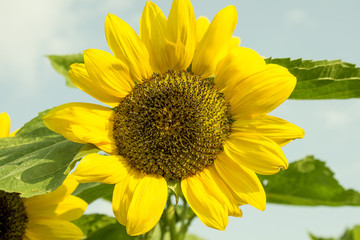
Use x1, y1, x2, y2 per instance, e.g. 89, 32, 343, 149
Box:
113, 70, 231, 180
0, 190, 28, 240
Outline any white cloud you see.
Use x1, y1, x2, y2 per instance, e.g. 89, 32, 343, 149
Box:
286, 9, 306, 24
101, 0, 134, 11
322, 110, 351, 127
0, 0, 75, 95
318, 100, 360, 128
0, 0, 136, 98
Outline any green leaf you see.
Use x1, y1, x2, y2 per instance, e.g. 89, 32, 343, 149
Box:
74, 214, 204, 240
64, 143, 99, 174
0, 110, 84, 197
73, 182, 114, 204
47, 53, 84, 88
73, 214, 117, 237
309, 225, 360, 240
265, 58, 360, 99
309, 232, 336, 240
73, 214, 138, 240
102, 190, 113, 202
259, 156, 360, 206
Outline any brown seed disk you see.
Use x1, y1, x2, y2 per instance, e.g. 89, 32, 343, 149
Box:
113, 70, 231, 180
0, 190, 28, 239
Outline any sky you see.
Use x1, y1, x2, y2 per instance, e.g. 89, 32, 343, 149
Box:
1, 0, 360, 239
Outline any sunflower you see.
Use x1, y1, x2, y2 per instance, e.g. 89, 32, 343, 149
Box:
0, 113, 88, 239
42, 0, 304, 236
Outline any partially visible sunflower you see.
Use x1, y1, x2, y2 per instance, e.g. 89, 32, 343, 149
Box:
0, 112, 17, 137
42, 0, 304, 236
0, 112, 88, 240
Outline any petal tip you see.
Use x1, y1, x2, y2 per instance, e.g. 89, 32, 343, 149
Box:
299, 128, 305, 139
223, 5, 238, 19
106, 13, 116, 19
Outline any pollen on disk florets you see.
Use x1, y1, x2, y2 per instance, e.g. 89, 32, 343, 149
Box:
0, 190, 28, 240
113, 70, 231, 180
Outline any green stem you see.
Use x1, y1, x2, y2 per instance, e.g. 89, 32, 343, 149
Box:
158, 195, 195, 240
183, 210, 196, 234
140, 227, 155, 240
159, 220, 166, 240
177, 197, 189, 240
159, 203, 168, 240
167, 198, 177, 240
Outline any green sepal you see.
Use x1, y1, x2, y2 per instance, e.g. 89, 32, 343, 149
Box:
47, 53, 84, 88
167, 179, 181, 204
259, 156, 360, 206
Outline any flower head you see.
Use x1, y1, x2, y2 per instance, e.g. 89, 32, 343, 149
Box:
0, 113, 88, 239
42, 0, 304, 235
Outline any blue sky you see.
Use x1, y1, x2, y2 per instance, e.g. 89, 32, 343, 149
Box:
1, 0, 359, 239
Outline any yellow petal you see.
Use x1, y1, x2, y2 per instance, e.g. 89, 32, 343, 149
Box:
126, 174, 168, 235
228, 64, 296, 120
214, 47, 265, 97
8, 129, 19, 137
112, 170, 141, 226
24, 218, 84, 240
42, 102, 117, 154
83, 49, 134, 99
0, 112, 10, 138
24, 175, 79, 207
192, 6, 237, 78
73, 153, 130, 184
84, 49, 133, 94
105, 13, 152, 82
112, 170, 167, 236
23, 235, 31, 240
69, 63, 126, 108
140, 1, 169, 73
224, 133, 288, 175
215, 152, 266, 211
164, 0, 196, 71
232, 115, 305, 147
181, 168, 233, 230
25, 195, 87, 221
195, 16, 210, 47
203, 165, 243, 217
49, 195, 87, 221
